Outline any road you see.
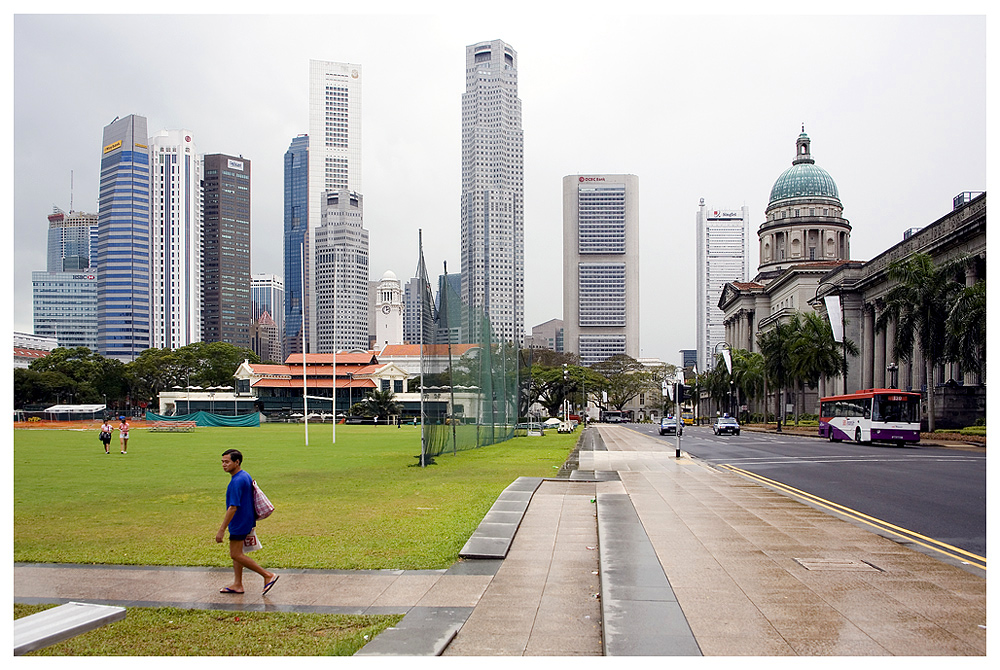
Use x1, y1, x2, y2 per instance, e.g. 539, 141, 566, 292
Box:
625, 423, 986, 567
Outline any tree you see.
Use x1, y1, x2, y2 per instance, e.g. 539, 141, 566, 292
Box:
591, 354, 657, 412
732, 349, 766, 420
946, 279, 986, 379
790, 311, 858, 422
358, 388, 401, 420
757, 317, 799, 429
876, 253, 966, 433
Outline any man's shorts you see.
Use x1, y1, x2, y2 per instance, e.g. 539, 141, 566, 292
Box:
229, 533, 248, 542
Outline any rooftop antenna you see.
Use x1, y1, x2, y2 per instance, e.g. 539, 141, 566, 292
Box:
69, 170, 74, 212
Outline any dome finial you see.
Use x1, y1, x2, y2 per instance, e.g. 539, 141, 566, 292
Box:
801, 122, 805, 133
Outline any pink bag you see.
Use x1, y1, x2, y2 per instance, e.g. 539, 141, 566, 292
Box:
252, 480, 274, 520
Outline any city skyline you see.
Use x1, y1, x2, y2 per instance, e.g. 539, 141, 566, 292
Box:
11, 11, 987, 365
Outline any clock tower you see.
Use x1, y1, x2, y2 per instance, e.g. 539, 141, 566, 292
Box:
374, 270, 404, 347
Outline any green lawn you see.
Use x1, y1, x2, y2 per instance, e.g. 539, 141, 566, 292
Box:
14, 424, 577, 570
15, 603, 402, 656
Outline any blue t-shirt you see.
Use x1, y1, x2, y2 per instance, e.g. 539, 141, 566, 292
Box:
225, 469, 257, 536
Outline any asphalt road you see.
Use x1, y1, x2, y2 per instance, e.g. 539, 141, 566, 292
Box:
625, 423, 987, 563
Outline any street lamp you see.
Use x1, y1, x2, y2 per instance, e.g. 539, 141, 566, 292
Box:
714, 341, 733, 418
813, 281, 849, 395
886, 363, 899, 389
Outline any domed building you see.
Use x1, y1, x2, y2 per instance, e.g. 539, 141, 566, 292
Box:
758, 128, 851, 274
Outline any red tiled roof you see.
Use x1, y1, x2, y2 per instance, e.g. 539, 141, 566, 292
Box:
14, 347, 51, 359
732, 282, 765, 290
283, 352, 379, 365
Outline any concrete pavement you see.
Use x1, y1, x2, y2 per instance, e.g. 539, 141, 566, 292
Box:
13, 425, 986, 655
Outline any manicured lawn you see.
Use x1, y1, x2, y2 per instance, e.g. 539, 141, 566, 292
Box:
14, 603, 402, 656
14, 424, 577, 570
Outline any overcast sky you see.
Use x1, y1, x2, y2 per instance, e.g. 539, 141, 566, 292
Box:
7, 5, 989, 365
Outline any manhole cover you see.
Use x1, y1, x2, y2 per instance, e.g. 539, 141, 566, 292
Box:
794, 558, 882, 572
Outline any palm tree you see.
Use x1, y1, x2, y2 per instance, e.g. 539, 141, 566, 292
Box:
732, 349, 766, 421
946, 279, 986, 380
792, 311, 859, 421
757, 316, 799, 430
361, 388, 401, 422
875, 253, 966, 433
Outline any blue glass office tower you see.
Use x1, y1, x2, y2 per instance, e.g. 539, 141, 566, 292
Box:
96, 114, 151, 361
283, 134, 309, 358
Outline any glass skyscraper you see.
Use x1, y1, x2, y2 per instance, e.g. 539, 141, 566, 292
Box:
97, 114, 151, 361
283, 134, 309, 358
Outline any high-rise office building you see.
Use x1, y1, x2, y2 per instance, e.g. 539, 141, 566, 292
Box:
283, 134, 309, 358
695, 200, 750, 371
460, 39, 524, 346
47, 208, 98, 272
252, 273, 284, 338
97, 114, 151, 361
313, 189, 369, 351
149, 129, 203, 350
562, 174, 640, 367
307, 60, 364, 352
32, 270, 99, 350
202, 153, 251, 347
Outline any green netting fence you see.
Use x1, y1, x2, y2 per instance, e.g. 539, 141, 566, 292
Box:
417, 249, 518, 464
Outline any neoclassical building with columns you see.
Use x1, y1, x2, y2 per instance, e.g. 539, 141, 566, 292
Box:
719, 129, 985, 428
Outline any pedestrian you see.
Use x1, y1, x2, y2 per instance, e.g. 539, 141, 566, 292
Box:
99, 417, 113, 454
118, 416, 130, 454
216, 448, 278, 595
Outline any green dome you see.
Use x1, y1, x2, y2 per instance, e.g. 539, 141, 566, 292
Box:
768, 130, 840, 206
769, 163, 839, 204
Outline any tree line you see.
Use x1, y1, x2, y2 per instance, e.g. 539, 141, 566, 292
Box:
14, 341, 260, 412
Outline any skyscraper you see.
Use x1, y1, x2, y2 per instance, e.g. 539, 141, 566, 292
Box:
97, 114, 151, 361
36, 207, 99, 349
283, 134, 309, 358
46, 208, 98, 272
252, 273, 284, 338
460, 39, 524, 346
562, 174, 640, 366
307, 60, 365, 352
313, 189, 368, 351
202, 153, 251, 347
149, 129, 203, 350
695, 200, 750, 371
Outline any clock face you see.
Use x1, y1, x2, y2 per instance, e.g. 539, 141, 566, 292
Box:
382, 305, 391, 314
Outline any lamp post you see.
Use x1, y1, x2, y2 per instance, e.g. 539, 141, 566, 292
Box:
714, 341, 733, 418
886, 363, 899, 389
813, 281, 849, 395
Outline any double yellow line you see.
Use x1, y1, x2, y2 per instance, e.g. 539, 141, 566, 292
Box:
719, 464, 986, 571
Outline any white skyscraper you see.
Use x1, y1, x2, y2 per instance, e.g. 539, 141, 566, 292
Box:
696, 200, 750, 371
307, 59, 366, 352
563, 174, 640, 366
460, 39, 524, 346
314, 190, 369, 351
149, 129, 203, 349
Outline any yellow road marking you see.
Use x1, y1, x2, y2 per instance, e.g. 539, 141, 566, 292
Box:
720, 464, 986, 571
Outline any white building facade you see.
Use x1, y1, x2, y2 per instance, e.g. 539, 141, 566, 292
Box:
307, 60, 364, 352
149, 129, 203, 349
562, 174, 640, 367
695, 200, 750, 371
460, 39, 524, 346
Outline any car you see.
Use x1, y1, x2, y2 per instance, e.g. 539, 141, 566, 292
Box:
713, 416, 741, 435
659, 416, 683, 436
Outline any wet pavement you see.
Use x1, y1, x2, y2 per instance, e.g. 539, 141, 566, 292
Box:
13, 425, 986, 655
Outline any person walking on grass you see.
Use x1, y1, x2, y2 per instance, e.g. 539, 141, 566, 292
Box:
100, 418, 113, 454
118, 416, 130, 454
216, 448, 278, 595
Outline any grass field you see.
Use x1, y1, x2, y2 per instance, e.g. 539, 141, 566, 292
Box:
13, 423, 578, 570
14, 603, 402, 656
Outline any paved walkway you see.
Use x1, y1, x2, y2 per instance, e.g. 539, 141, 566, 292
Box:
14, 425, 987, 655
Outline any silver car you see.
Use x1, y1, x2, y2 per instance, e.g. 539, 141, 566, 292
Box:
659, 416, 683, 436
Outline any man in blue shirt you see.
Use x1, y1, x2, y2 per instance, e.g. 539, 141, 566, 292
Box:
216, 449, 278, 595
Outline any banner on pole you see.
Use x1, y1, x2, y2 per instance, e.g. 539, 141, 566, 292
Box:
824, 295, 844, 342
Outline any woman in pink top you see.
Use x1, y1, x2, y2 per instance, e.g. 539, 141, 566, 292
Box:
119, 416, 130, 454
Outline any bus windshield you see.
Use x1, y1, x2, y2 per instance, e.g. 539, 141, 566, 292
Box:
872, 394, 920, 423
